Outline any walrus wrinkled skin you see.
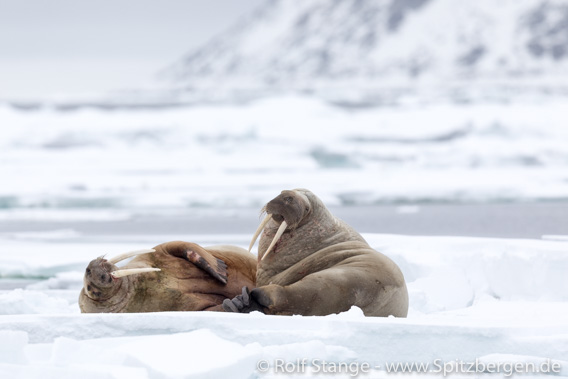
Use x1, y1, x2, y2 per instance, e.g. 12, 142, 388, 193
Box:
79, 241, 256, 313
223, 189, 409, 317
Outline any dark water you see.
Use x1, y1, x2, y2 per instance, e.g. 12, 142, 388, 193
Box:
1, 202, 566, 239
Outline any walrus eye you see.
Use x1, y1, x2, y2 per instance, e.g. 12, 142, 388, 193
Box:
100, 274, 106, 281
86, 268, 91, 275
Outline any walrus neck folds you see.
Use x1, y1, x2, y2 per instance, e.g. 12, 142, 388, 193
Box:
256, 191, 345, 277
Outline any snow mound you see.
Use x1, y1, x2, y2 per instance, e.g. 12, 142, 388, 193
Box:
0, 289, 76, 315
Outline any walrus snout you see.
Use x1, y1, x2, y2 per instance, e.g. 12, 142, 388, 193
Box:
265, 190, 311, 229
248, 190, 312, 260
82, 249, 160, 301
83, 257, 120, 300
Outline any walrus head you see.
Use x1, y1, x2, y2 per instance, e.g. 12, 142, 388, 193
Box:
249, 189, 312, 260
83, 249, 159, 301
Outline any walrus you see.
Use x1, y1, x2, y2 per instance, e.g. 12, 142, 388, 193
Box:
79, 241, 256, 313
223, 189, 409, 317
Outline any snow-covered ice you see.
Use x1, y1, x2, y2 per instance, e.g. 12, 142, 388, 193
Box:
1, 95, 567, 377
1, 95, 568, 219
0, 231, 566, 378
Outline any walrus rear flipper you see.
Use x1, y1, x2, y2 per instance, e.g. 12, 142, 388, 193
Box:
223, 286, 266, 313
161, 241, 229, 285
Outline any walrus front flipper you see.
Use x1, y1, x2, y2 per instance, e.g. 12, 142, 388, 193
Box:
161, 241, 229, 285
186, 249, 229, 285
223, 286, 266, 313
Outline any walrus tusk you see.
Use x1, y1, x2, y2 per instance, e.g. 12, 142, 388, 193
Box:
262, 221, 287, 261
248, 214, 273, 252
111, 267, 161, 278
107, 248, 156, 265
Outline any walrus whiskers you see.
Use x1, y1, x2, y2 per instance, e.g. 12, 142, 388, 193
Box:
262, 220, 287, 260
111, 267, 161, 278
107, 248, 156, 265
249, 214, 273, 252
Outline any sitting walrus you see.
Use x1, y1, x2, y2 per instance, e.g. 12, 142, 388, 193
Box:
223, 189, 408, 317
79, 241, 256, 313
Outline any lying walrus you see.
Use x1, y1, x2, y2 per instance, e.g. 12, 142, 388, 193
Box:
223, 189, 409, 317
79, 241, 256, 313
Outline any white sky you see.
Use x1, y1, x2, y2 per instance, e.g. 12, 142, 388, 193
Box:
0, 0, 262, 100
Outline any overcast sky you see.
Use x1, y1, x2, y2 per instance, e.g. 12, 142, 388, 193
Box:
0, 0, 262, 100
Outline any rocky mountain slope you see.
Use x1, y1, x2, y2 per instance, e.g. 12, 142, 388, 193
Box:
164, 0, 568, 98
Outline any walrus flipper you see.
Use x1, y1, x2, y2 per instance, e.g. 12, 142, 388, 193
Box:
223, 286, 266, 313
162, 242, 229, 285
186, 249, 228, 285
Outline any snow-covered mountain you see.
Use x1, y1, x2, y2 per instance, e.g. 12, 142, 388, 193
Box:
164, 0, 568, 97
